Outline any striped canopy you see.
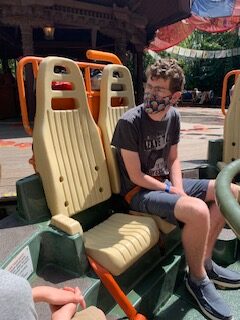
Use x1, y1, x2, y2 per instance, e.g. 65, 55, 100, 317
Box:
149, 0, 240, 52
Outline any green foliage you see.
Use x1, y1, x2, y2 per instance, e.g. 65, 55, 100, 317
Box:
143, 51, 157, 70
144, 29, 240, 96
0, 58, 16, 76
181, 29, 240, 50
173, 30, 240, 95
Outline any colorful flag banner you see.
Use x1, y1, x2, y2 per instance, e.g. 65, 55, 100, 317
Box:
184, 48, 191, 57
165, 45, 240, 59
172, 46, 180, 54
232, 47, 238, 55
214, 50, 226, 58
196, 50, 203, 58
190, 49, 197, 58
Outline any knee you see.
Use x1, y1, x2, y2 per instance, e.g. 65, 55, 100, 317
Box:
191, 199, 209, 221
175, 196, 209, 225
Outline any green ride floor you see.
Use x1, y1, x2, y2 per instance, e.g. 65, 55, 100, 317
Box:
156, 260, 240, 320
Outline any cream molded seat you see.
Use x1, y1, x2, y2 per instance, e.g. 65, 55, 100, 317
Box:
33, 56, 159, 276
218, 76, 240, 170
98, 64, 135, 194
98, 64, 176, 235
84, 213, 159, 275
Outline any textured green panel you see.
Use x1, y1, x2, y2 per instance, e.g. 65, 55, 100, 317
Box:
216, 159, 240, 237
208, 139, 223, 166
16, 173, 51, 223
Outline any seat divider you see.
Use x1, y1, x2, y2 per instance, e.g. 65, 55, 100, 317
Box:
87, 256, 148, 320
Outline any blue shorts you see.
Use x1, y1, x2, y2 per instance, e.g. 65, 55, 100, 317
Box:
130, 178, 210, 225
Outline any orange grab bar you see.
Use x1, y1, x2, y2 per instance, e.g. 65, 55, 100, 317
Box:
86, 49, 122, 65
17, 52, 122, 136
17, 56, 42, 136
221, 69, 240, 116
32, 59, 39, 79
88, 256, 147, 320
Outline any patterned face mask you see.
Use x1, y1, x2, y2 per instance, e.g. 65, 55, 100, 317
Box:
143, 93, 172, 114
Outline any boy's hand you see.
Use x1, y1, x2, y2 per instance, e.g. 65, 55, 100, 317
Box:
170, 186, 187, 196
64, 286, 86, 309
50, 287, 86, 315
33, 286, 86, 308
51, 303, 78, 320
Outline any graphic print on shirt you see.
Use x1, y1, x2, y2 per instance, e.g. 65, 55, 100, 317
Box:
144, 129, 169, 176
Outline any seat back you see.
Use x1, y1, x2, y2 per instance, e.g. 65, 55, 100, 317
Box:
223, 76, 240, 163
30, 57, 159, 318
98, 64, 135, 193
98, 64, 176, 235
33, 57, 111, 217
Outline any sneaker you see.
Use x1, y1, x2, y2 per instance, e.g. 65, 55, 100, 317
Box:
186, 275, 233, 320
207, 261, 240, 289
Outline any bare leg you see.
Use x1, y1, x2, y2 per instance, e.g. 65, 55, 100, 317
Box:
204, 180, 239, 260
205, 201, 225, 259
174, 196, 210, 279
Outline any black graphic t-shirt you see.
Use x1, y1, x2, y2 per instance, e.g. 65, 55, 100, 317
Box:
111, 104, 180, 196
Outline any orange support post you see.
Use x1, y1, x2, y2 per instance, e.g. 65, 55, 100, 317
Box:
88, 256, 147, 320
17, 56, 42, 136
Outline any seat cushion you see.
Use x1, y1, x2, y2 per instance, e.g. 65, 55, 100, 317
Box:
129, 210, 176, 234
84, 213, 159, 276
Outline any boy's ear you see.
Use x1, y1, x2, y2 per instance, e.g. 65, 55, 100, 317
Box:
171, 91, 182, 103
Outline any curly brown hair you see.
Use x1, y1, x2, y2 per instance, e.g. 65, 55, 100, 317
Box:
145, 58, 185, 93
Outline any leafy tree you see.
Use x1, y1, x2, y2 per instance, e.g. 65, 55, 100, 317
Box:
144, 29, 240, 97
143, 51, 156, 71
170, 29, 240, 95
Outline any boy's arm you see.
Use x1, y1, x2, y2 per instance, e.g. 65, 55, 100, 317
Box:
168, 144, 186, 195
32, 286, 85, 309
121, 149, 167, 191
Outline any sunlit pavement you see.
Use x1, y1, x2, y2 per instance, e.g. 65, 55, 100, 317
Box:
179, 106, 224, 162
0, 121, 33, 197
0, 107, 225, 196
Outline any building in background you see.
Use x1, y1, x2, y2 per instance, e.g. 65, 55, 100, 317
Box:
0, 0, 191, 118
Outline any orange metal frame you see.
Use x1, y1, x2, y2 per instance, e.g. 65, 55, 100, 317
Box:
16, 50, 122, 136
88, 256, 148, 320
221, 69, 240, 116
17, 50, 147, 318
